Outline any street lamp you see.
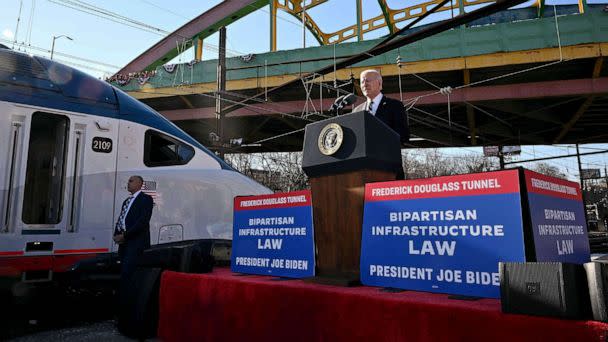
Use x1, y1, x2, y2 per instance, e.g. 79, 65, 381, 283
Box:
50, 35, 73, 60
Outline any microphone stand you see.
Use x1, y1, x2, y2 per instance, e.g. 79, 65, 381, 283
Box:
336, 102, 347, 116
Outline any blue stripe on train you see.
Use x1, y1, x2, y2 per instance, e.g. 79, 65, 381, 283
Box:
0, 49, 233, 171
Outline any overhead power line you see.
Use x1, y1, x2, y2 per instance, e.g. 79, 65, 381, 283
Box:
49, 0, 247, 61
52, 57, 116, 74
136, 0, 190, 20
0, 37, 120, 70
504, 150, 608, 165
48, 0, 170, 36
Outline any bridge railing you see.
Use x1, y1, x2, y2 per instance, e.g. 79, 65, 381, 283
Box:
275, 0, 591, 46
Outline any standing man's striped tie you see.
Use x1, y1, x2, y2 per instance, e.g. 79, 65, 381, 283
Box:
115, 196, 133, 234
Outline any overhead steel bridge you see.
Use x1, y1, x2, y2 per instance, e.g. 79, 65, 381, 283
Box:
111, 1, 608, 152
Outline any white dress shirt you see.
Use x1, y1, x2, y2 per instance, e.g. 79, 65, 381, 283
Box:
366, 93, 384, 115
121, 190, 142, 228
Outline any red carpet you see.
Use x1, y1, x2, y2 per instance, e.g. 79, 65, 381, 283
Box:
158, 268, 608, 341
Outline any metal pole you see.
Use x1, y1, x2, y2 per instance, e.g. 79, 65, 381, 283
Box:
356, 0, 363, 41
269, 0, 277, 51
604, 165, 608, 231
50, 35, 72, 60
216, 27, 227, 158
578, 0, 588, 13
302, 6, 306, 48
50, 36, 56, 60
195, 38, 203, 61
576, 144, 590, 227
498, 146, 505, 170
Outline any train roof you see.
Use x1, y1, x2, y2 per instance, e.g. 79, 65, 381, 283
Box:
0, 47, 231, 170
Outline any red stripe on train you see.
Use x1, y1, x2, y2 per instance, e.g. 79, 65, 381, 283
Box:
54, 248, 109, 254
0, 251, 110, 276
0, 251, 24, 256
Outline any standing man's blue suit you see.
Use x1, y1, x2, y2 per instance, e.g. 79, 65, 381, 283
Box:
114, 175, 154, 279
119, 192, 153, 278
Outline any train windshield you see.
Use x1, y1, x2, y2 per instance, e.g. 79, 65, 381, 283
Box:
144, 130, 194, 167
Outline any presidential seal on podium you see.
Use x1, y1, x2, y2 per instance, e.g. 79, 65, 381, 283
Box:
318, 123, 343, 156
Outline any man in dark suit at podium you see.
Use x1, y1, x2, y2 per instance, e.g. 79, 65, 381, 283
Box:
353, 69, 409, 179
353, 69, 409, 144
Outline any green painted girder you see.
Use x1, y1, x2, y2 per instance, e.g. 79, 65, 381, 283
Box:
116, 0, 269, 75
377, 0, 395, 34
275, 0, 331, 47
270, 0, 329, 50
117, 8, 608, 90
356, 0, 363, 41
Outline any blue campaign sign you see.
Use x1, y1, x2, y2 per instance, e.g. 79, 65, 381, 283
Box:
361, 170, 527, 298
231, 190, 315, 278
524, 170, 590, 264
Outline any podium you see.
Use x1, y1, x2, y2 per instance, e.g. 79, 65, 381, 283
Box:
302, 111, 402, 285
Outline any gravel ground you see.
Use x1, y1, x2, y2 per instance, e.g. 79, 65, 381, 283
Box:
0, 288, 159, 341
6, 320, 150, 342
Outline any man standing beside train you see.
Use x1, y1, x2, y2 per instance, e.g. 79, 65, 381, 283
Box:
113, 175, 154, 279
353, 69, 409, 178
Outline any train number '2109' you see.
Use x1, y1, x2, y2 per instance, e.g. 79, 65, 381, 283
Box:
92, 137, 113, 153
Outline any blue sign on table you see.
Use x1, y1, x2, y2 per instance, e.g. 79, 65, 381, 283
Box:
360, 170, 527, 298
524, 170, 590, 264
231, 190, 315, 278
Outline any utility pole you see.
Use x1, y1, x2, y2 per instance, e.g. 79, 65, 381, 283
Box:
604, 165, 608, 231
216, 27, 227, 158
498, 146, 505, 170
576, 144, 590, 227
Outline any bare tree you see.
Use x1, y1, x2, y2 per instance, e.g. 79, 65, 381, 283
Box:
224, 152, 256, 178
403, 149, 452, 179
531, 162, 567, 179
229, 148, 500, 191
403, 149, 497, 179
455, 154, 498, 174
225, 152, 308, 192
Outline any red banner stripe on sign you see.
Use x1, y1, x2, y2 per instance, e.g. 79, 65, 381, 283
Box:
524, 169, 582, 200
365, 169, 520, 201
234, 190, 312, 211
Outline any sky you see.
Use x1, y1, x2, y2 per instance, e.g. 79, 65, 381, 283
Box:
2, 0, 590, 78
1, 0, 405, 77
1, 0, 606, 182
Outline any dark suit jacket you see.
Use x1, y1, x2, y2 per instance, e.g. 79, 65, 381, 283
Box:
353, 94, 409, 144
117, 192, 153, 277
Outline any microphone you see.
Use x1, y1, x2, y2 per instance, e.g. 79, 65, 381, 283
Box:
336, 93, 357, 111
341, 93, 357, 106
329, 95, 346, 113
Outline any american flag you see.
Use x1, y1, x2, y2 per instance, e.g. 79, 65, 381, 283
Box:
142, 180, 161, 206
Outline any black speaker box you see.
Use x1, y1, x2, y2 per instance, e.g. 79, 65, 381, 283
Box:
138, 242, 214, 273
500, 262, 591, 319
584, 261, 608, 322
117, 267, 163, 339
